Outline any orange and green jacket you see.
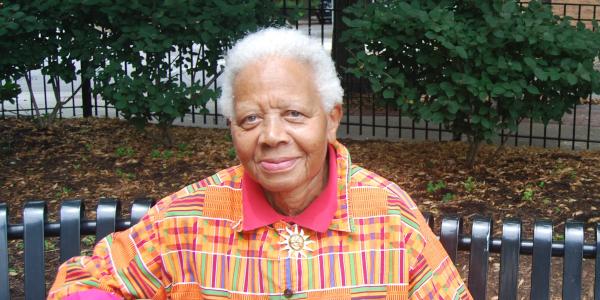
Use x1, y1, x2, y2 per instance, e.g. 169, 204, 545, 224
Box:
49, 142, 472, 300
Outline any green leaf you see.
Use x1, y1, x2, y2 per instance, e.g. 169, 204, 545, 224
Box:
549, 68, 561, 81
382, 89, 394, 99
371, 80, 382, 93
524, 57, 537, 68
575, 63, 591, 82
534, 68, 548, 81
440, 82, 455, 97
6, 22, 18, 30
426, 84, 439, 96
481, 118, 492, 129
455, 46, 468, 59
115, 100, 127, 110
501, 2, 516, 16
525, 85, 540, 94
565, 73, 578, 85
492, 85, 505, 95
447, 101, 459, 114
542, 31, 555, 42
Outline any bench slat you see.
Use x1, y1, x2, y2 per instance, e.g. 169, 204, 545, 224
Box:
0, 203, 9, 300
530, 220, 553, 300
96, 198, 121, 242
60, 200, 84, 262
440, 216, 461, 263
499, 219, 521, 300
2, 199, 599, 299
594, 223, 600, 300
468, 216, 491, 300
130, 198, 155, 225
563, 220, 584, 300
23, 201, 47, 300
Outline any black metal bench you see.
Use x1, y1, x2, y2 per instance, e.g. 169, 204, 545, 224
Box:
0, 199, 599, 299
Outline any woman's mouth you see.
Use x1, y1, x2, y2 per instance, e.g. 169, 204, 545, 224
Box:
259, 158, 297, 172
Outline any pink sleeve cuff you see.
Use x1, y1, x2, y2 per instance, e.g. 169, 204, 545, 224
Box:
62, 289, 122, 300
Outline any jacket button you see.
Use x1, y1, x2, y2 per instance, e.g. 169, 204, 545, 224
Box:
284, 288, 294, 298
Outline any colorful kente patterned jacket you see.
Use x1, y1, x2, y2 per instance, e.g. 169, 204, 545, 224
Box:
48, 142, 472, 300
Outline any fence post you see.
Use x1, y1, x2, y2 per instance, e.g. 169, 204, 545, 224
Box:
0, 203, 9, 300
81, 60, 92, 117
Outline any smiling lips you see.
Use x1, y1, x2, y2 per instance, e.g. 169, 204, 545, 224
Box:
259, 158, 298, 172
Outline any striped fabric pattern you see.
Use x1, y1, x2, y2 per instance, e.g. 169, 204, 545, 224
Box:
49, 142, 472, 300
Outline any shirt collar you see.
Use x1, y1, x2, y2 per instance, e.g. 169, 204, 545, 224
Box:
241, 143, 346, 233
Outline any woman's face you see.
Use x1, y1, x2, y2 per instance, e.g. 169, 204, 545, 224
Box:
230, 56, 341, 195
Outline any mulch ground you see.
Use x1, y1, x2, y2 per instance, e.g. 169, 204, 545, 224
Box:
1, 117, 599, 299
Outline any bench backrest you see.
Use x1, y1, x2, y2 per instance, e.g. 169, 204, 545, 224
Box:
0, 200, 598, 300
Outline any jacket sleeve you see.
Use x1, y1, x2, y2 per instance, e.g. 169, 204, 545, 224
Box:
402, 196, 473, 300
48, 199, 169, 300
61, 289, 122, 300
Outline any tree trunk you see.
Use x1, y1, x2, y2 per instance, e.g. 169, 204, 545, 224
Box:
24, 73, 41, 119
466, 138, 482, 168
159, 123, 174, 148
452, 132, 462, 141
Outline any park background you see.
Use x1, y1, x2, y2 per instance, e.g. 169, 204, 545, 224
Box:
1, 0, 600, 298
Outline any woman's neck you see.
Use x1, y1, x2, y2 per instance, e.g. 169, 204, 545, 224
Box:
264, 160, 329, 216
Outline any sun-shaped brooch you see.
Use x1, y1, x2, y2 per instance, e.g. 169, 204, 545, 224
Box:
279, 224, 315, 259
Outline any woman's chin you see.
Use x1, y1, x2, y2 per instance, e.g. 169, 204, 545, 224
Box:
257, 177, 300, 194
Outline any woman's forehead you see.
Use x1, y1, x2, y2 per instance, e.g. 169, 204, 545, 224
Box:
236, 56, 314, 82
233, 57, 318, 99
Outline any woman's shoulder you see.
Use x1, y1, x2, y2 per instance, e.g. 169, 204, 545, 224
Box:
152, 165, 244, 216
348, 164, 419, 211
187, 165, 245, 192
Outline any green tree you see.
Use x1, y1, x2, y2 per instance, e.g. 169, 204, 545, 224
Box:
343, 0, 600, 166
1, 1, 281, 141
0, 2, 97, 127
0, 3, 41, 106
91, 0, 282, 146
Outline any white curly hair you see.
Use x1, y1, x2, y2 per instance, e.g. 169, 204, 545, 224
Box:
218, 27, 344, 119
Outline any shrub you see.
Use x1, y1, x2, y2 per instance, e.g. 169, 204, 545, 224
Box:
91, 1, 283, 146
0, 81, 20, 104
1, 1, 282, 142
0, 3, 44, 105
0, 2, 99, 127
343, 0, 600, 166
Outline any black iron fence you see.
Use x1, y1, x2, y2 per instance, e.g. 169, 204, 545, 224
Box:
1, 1, 599, 149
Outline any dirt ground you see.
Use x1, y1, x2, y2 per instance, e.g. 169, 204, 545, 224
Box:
1, 117, 599, 299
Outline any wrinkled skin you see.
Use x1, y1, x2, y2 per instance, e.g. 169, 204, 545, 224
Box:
230, 56, 342, 216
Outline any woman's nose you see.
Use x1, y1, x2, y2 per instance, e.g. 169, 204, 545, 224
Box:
258, 116, 289, 147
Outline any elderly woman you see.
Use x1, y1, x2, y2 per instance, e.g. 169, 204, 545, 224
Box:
49, 28, 471, 300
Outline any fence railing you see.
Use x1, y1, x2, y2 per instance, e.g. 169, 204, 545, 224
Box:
1, 1, 599, 149
1, 199, 599, 299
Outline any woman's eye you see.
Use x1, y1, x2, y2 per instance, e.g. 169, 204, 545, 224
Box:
242, 115, 259, 125
288, 110, 302, 118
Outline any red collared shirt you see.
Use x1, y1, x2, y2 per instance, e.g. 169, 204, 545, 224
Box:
241, 144, 337, 233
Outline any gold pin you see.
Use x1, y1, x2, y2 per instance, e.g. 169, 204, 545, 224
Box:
279, 224, 314, 259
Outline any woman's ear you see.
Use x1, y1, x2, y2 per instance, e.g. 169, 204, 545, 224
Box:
326, 104, 343, 143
